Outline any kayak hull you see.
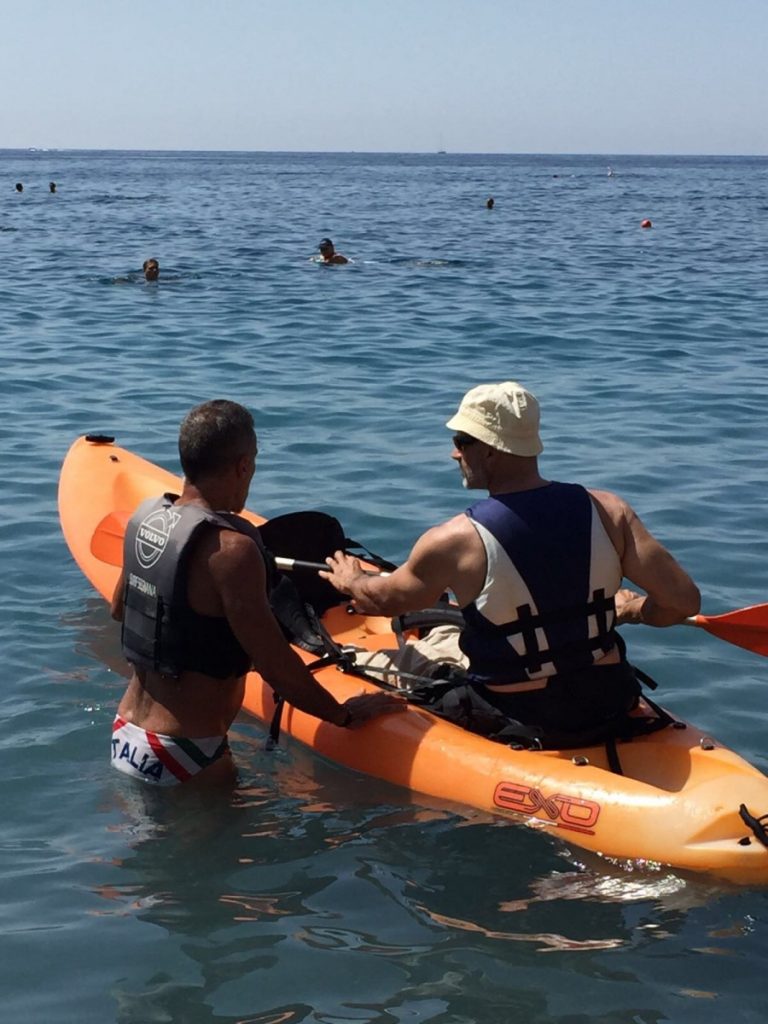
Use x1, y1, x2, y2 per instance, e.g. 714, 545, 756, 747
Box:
59, 436, 768, 885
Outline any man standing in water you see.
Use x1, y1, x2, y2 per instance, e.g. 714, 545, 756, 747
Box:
110, 399, 402, 785
321, 382, 700, 743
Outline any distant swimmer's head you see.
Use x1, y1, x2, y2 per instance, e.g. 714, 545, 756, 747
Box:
317, 237, 350, 264
143, 258, 160, 281
49, 181, 57, 193
640, 219, 652, 229
14, 183, 23, 193
486, 197, 494, 209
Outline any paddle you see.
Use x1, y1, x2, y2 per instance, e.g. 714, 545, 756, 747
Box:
683, 605, 768, 657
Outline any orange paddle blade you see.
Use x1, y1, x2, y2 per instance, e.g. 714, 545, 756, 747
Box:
90, 511, 130, 567
689, 604, 768, 657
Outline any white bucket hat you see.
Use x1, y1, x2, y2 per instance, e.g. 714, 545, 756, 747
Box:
446, 381, 543, 456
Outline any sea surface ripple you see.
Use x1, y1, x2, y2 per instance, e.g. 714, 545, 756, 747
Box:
1, 149, 768, 1023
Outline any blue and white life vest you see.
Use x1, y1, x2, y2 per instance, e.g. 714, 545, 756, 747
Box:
459, 483, 622, 685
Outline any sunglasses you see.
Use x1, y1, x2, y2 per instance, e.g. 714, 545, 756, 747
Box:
452, 432, 479, 451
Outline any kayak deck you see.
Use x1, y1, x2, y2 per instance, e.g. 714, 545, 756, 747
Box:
58, 435, 768, 885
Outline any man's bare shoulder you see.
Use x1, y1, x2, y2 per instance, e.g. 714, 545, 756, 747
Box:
202, 527, 265, 582
416, 513, 476, 552
587, 487, 640, 560
587, 487, 633, 524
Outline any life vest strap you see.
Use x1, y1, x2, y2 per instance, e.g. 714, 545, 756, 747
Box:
495, 588, 616, 675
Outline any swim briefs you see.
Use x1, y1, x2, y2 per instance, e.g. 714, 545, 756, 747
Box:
111, 715, 230, 786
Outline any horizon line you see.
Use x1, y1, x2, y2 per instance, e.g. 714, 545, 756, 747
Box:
3, 146, 767, 159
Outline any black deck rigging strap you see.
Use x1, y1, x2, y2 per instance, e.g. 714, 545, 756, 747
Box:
265, 596, 368, 749
267, 639, 676, 757
345, 538, 397, 573
265, 694, 284, 751
739, 804, 768, 848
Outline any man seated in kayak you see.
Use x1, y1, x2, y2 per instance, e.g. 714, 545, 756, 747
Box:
110, 399, 402, 786
320, 381, 701, 745
318, 238, 349, 264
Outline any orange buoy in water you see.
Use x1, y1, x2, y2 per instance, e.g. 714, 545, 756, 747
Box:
641, 219, 652, 229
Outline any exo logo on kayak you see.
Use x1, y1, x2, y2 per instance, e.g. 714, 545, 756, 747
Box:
493, 782, 601, 835
135, 508, 182, 569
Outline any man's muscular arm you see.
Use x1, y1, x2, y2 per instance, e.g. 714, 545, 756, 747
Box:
320, 516, 471, 615
590, 489, 701, 627
212, 532, 403, 726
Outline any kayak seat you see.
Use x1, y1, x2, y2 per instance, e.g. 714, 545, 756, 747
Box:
258, 510, 350, 615
258, 510, 395, 616
261, 510, 403, 672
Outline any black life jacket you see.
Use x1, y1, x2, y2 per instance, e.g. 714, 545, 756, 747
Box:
121, 494, 266, 679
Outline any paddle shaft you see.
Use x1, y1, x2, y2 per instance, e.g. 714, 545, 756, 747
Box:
275, 556, 390, 577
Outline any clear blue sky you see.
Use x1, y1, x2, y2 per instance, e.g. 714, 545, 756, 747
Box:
3, 0, 766, 154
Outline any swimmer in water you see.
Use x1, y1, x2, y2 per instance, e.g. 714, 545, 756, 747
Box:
318, 238, 349, 265
486, 197, 495, 209
143, 258, 160, 281
15, 183, 23, 193
49, 181, 57, 193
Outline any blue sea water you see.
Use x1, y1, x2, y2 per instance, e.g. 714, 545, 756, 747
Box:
2, 148, 768, 1022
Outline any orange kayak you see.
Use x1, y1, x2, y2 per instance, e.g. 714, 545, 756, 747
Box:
59, 435, 768, 885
